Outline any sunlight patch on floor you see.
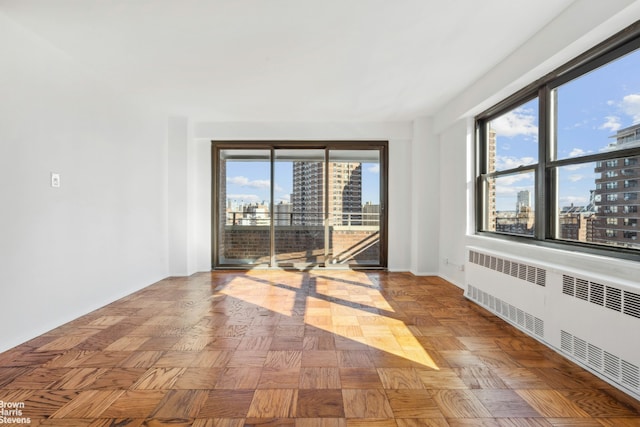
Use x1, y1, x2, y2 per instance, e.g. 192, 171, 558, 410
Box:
220, 270, 439, 370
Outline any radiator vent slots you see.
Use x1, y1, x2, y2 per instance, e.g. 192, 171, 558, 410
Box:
469, 250, 546, 287
561, 330, 640, 394
467, 284, 544, 339
562, 274, 640, 321
468, 246, 640, 401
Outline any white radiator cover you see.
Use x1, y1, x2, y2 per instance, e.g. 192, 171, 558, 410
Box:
465, 246, 640, 401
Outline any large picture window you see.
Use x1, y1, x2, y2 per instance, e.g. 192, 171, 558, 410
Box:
213, 142, 388, 269
477, 23, 640, 258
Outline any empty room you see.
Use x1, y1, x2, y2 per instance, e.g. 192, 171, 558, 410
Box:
1, 0, 640, 425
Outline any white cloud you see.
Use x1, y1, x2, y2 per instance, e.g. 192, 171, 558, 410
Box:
568, 174, 584, 182
367, 164, 380, 173
622, 93, 640, 124
606, 100, 615, 106
495, 156, 536, 170
567, 119, 588, 130
568, 148, 586, 157
228, 176, 249, 186
495, 172, 534, 187
228, 176, 270, 189
599, 115, 621, 132
491, 108, 538, 138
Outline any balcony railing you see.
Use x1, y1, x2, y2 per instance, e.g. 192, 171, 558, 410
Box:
225, 211, 380, 227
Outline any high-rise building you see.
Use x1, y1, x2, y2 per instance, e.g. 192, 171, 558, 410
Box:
516, 190, 531, 213
592, 123, 640, 247
292, 162, 362, 226
362, 202, 380, 226
274, 201, 293, 226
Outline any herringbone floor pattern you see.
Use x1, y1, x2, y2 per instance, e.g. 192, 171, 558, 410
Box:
1, 271, 639, 426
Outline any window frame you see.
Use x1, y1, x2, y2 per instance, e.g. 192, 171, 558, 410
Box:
211, 140, 389, 269
475, 20, 640, 261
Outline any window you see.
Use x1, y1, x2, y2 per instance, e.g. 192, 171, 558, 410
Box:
213, 142, 387, 268
480, 98, 538, 236
477, 23, 640, 256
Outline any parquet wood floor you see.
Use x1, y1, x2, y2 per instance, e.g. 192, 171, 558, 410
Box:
1, 271, 639, 426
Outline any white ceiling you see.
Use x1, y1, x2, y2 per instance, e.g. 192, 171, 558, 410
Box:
0, 0, 575, 121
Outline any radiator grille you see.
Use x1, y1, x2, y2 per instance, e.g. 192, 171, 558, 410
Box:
590, 282, 604, 306
467, 284, 544, 339
624, 291, 640, 319
561, 330, 640, 395
467, 247, 639, 400
468, 250, 546, 287
607, 286, 622, 312
562, 274, 640, 321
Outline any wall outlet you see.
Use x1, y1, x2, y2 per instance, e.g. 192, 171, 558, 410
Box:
51, 172, 60, 188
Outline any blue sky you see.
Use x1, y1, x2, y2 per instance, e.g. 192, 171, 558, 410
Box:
491, 47, 640, 212
225, 160, 380, 209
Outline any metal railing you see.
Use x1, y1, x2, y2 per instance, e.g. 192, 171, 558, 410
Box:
225, 211, 380, 227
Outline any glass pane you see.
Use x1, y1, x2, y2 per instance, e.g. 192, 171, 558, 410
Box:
274, 149, 326, 266
554, 47, 640, 160
556, 156, 640, 249
487, 98, 539, 173
484, 171, 535, 235
218, 149, 271, 265
327, 150, 380, 266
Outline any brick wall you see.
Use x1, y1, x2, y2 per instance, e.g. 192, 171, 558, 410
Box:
222, 226, 379, 264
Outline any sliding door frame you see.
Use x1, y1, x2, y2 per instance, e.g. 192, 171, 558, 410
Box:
212, 140, 389, 269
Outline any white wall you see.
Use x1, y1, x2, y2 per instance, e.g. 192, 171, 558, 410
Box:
411, 117, 440, 275
434, 0, 640, 287
167, 116, 190, 276
0, 12, 168, 352
188, 121, 416, 273
437, 120, 470, 287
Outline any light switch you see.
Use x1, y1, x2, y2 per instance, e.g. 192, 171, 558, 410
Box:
51, 172, 60, 188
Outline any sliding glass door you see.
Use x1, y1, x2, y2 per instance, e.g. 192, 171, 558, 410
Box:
274, 149, 326, 267
213, 142, 387, 269
216, 149, 272, 265
327, 149, 381, 266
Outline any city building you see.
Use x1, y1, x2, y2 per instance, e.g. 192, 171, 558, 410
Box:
592, 124, 640, 247
274, 201, 293, 225
558, 206, 592, 242
292, 161, 362, 226
362, 201, 380, 226
516, 189, 531, 213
